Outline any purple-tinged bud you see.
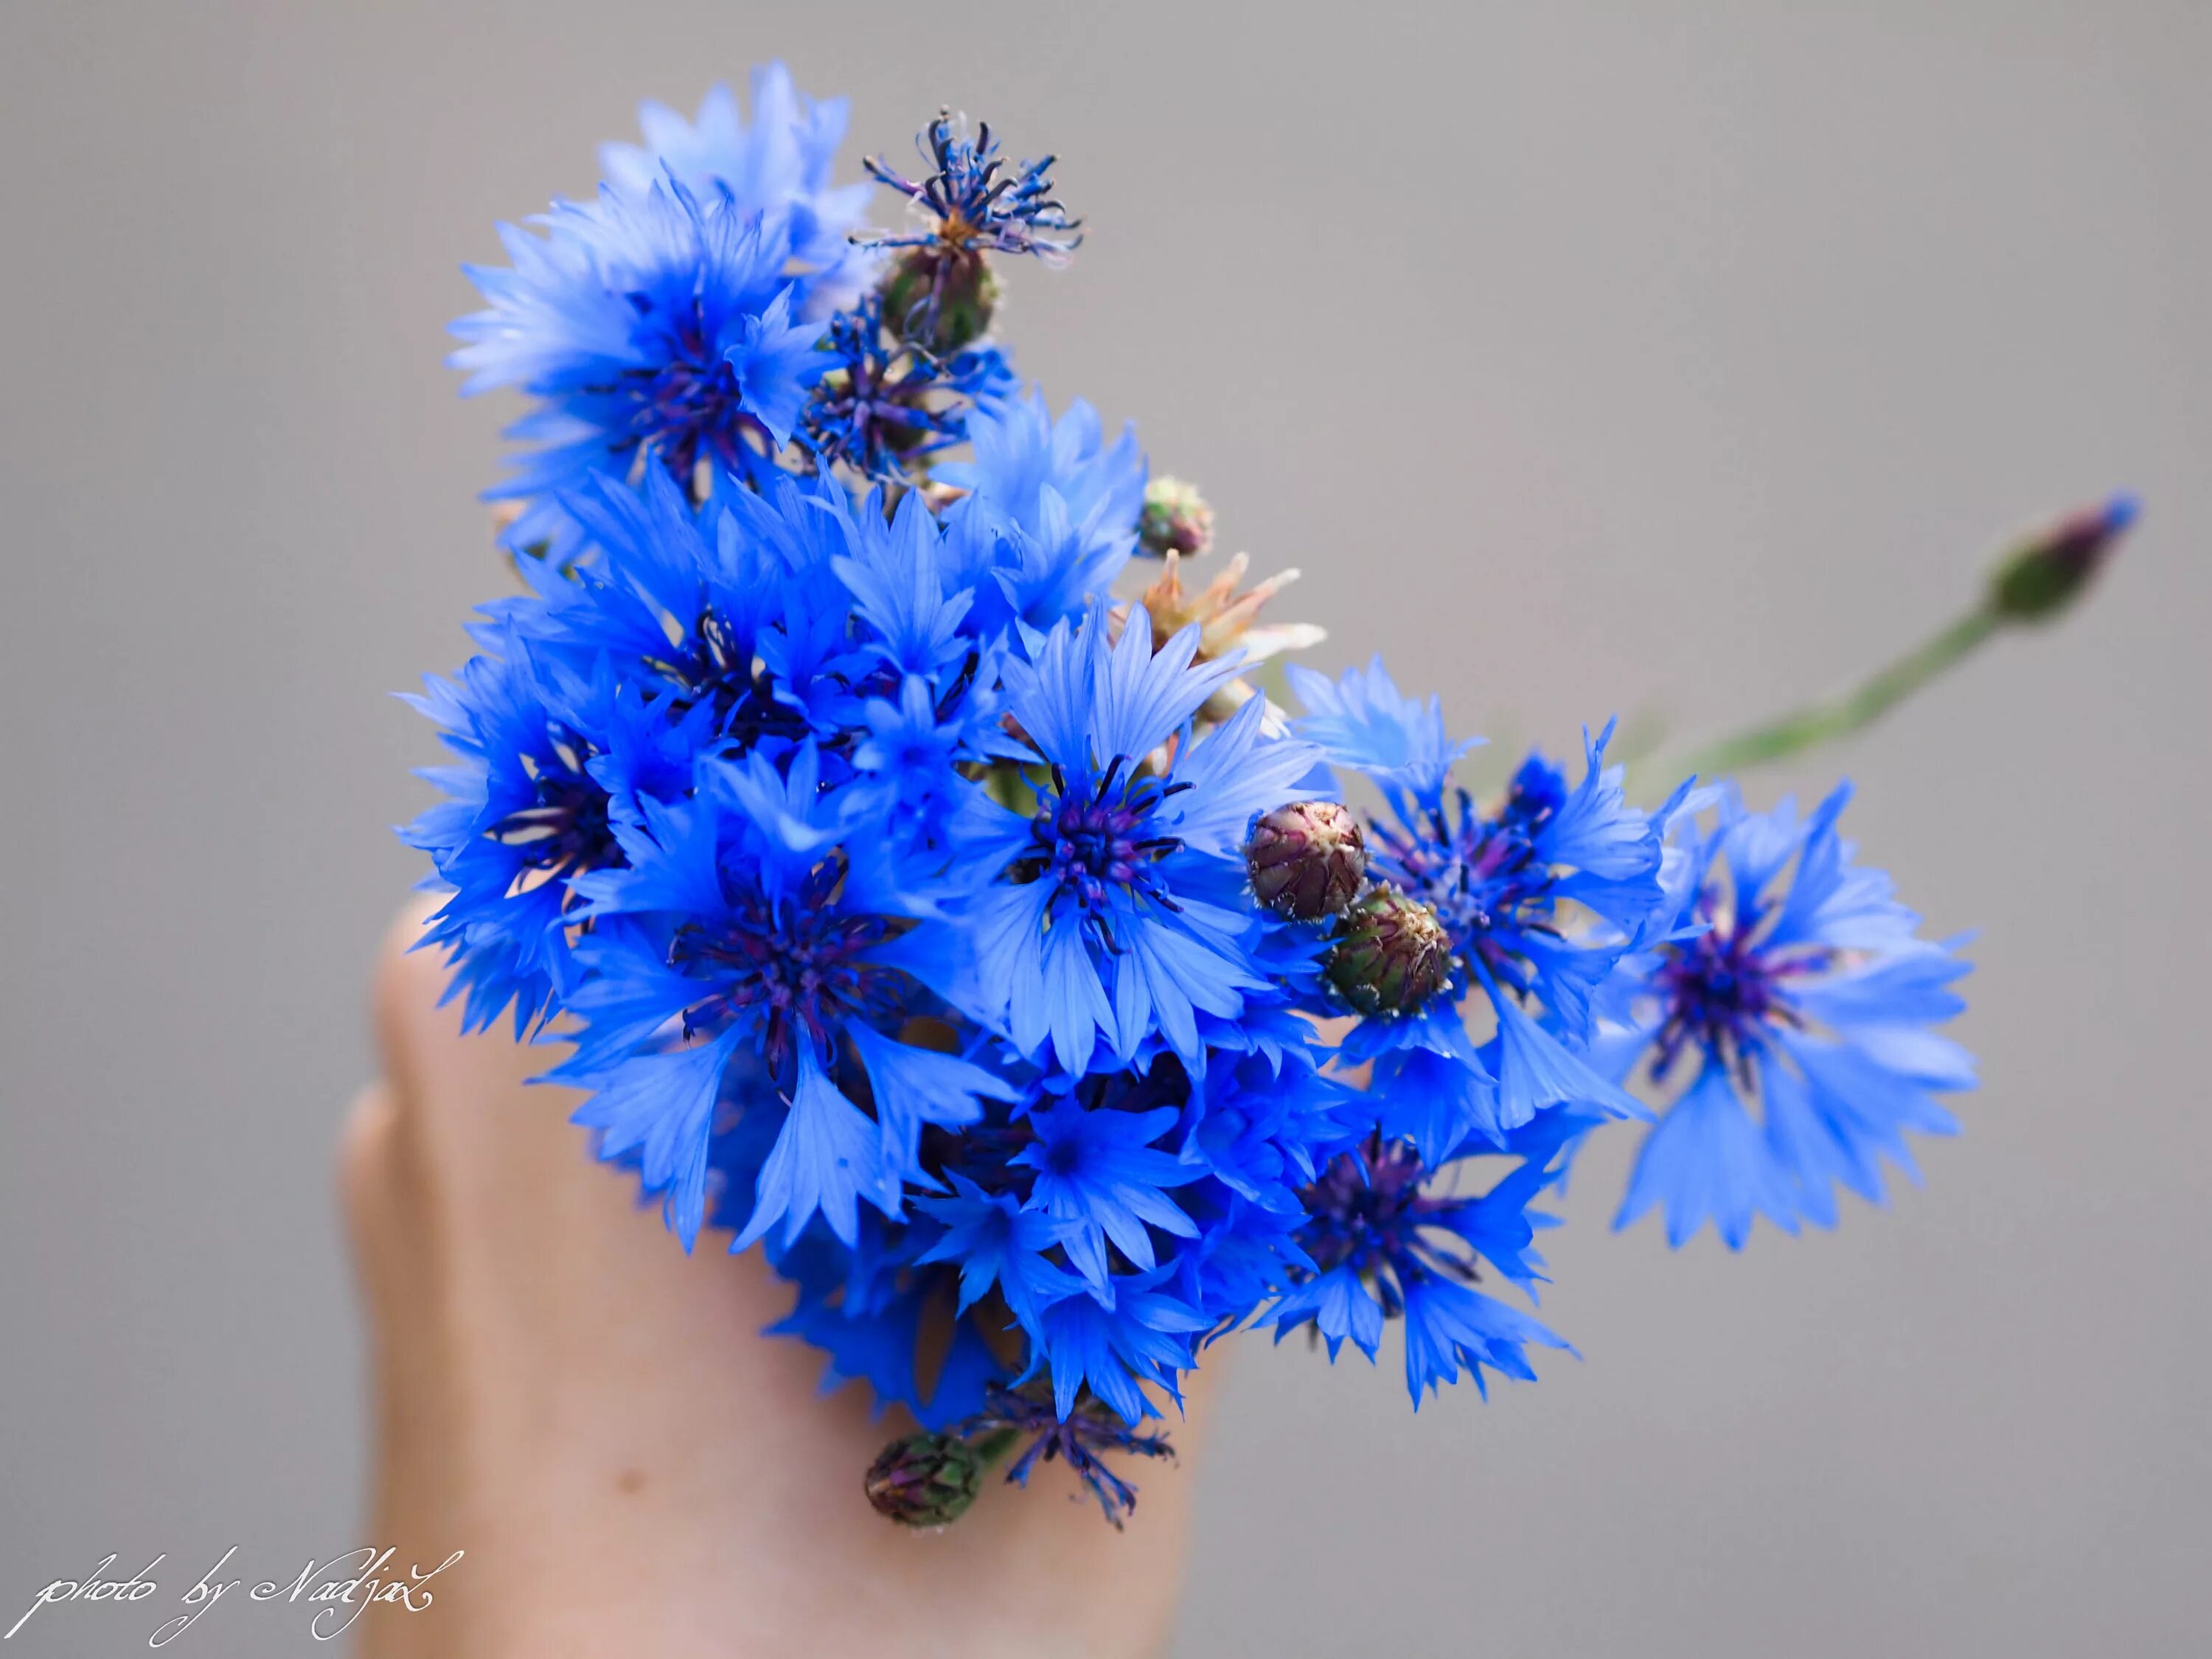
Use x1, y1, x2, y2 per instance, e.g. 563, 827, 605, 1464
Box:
1138, 477, 1214, 560
1989, 493, 2138, 623
864, 1430, 987, 1527
880, 248, 1001, 355
1247, 801, 1367, 920
1326, 886, 1453, 1016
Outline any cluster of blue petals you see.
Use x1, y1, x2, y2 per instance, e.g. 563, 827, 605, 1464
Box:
1595, 783, 1978, 1248
408, 66, 1977, 1521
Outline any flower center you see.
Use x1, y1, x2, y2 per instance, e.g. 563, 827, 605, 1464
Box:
642, 610, 812, 748
671, 862, 904, 1069
1649, 895, 1826, 1081
1300, 1141, 1421, 1265
1372, 797, 1558, 995
802, 306, 958, 473
490, 732, 620, 878
1295, 1138, 1478, 1308
599, 296, 766, 480
1018, 757, 1189, 945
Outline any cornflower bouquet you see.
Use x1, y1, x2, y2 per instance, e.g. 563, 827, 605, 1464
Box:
404, 64, 2130, 1528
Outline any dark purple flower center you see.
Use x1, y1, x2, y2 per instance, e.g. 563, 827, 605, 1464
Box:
1295, 1138, 1477, 1310
490, 731, 620, 877
671, 861, 903, 1070
863, 115, 1081, 262
1650, 893, 1826, 1082
1018, 757, 1189, 946
641, 609, 812, 748
1371, 792, 1559, 996
592, 295, 768, 481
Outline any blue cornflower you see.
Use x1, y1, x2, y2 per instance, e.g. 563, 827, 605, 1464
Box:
1023, 1266, 1209, 1425
1293, 659, 1663, 1150
916, 1173, 1089, 1335
554, 753, 1014, 1248
1289, 657, 1477, 810
1607, 782, 1975, 1248
1013, 1092, 1203, 1292
1276, 1135, 1571, 1405
860, 111, 1081, 265
800, 295, 1013, 480
966, 609, 1321, 1073
449, 175, 837, 556
398, 639, 702, 1036
489, 467, 841, 754
599, 64, 875, 277
936, 392, 1145, 631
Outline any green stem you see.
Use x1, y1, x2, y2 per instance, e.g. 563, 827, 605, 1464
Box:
1672, 605, 2001, 781
967, 1427, 1020, 1470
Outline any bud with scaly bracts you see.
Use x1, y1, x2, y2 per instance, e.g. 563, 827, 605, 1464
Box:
1138, 476, 1215, 559
1989, 493, 2138, 623
1326, 886, 1453, 1015
1248, 800, 1367, 920
863, 1430, 989, 1527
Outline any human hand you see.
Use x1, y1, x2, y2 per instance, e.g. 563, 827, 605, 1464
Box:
340, 901, 1213, 1658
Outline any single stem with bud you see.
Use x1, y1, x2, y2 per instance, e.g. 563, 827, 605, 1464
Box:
1658, 493, 2137, 784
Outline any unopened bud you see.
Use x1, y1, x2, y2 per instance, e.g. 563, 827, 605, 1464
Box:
1989, 493, 2138, 623
1326, 886, 1453, 1016
881, 248, 1000, 355
864, 1430, 987, 1527
1138, 477, 1214, 559
1247, 801, 1367, 919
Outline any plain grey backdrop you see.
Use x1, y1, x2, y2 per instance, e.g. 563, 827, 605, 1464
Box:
4, 1, 2208, 1654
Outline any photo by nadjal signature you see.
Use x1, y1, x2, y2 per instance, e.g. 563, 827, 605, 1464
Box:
4, 1545, 463, 1646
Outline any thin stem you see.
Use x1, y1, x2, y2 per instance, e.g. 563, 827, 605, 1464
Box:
1671, 605, 2001, 782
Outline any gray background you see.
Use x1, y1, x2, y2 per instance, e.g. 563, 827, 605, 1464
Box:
4, 1, 2207, 1654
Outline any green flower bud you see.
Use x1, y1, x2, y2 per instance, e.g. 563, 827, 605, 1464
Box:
1247, 800, 1367, 919
1989, 493, 2138, 623
864, 1430, 987, 1528
1138, 477, 1214, 559
1326, 886, 1453, 1016
880, 248, 1001, 355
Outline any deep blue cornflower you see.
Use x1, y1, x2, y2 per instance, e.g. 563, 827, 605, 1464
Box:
599, 64, 875, 279
936, 392, 1145, 628
1293, 658, 1664, 1152
861, 110, 1081, 265
485, 467, 844, 756
766, 1206, 1011, 1429
800, 294, 1013, 479
554, 753, 1016, 1249
398, 636, 703, 1037
1276, 1135, 1571, 1405
450, 171, 852, 557
1013, 1093, 1203, 1292
916, 1173, 1089, 1335
965, 609, 1321, 1074
1023, 1265, 1210, 1425
1604, 782, 1975, 1248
